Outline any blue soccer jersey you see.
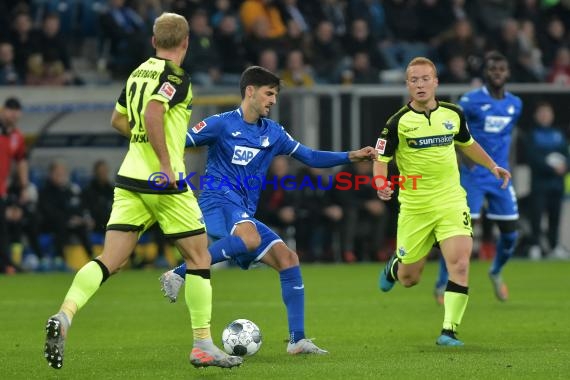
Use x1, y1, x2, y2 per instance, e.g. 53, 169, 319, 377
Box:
186, 108, 300, 213
458, 86, 522, 220
185, 107, 349, 268
458, 86, 522, 174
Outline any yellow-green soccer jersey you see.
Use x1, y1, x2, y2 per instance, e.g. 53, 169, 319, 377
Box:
115, 57, 192, 193
376, 101, 474, 212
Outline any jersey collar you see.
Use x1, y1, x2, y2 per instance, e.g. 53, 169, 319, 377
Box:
407, 99, 439, 117
237, 107, 262, 127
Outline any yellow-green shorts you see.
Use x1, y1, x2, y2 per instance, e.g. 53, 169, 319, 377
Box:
396, 205, 472, 264
107, 187, 205, 238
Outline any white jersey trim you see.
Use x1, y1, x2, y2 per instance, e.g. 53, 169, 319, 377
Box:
186, 131, 196, 147
288, 142, 301, 156
485, 213, 519, 221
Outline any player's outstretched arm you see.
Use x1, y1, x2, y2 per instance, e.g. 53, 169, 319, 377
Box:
291, 145, 376, 168
111, 109, 131, 138
458, 141, 511, 189
348, 146, 377, 162
373, 160, 393, 201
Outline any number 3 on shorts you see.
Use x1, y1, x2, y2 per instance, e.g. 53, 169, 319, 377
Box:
462, 211, 471, 227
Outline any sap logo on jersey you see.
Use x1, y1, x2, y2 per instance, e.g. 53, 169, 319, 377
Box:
232, 146, 260, 165
484, 116, 512, 133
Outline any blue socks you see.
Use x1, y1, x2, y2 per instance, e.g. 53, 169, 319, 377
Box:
490, 231, 518, 275
280, 266, 305, 343
172, 235, 249, 278
173, 262, 187, 278
208, 236, 248, 264
435, 256, 449, 289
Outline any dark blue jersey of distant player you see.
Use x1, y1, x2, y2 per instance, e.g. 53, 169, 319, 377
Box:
186, 108, 349, 214
458, 86, 522, 176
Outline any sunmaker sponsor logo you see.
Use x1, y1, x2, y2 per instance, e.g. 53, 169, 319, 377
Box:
406, 134, 453, 148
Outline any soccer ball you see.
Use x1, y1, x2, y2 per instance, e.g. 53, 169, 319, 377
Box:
221, 319, 262, 356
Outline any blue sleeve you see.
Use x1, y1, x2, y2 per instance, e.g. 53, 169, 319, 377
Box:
185, 115, 223, 147
291, 144, 350, 168
458, 94, 472, 118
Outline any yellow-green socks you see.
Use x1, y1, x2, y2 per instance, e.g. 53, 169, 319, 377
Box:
442, 280, 469, 332
60, 260, 110, 322
185, 270, 212, 340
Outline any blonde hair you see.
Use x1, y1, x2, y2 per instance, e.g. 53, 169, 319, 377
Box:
406, 57, 438, 78
153, 12, 189, 50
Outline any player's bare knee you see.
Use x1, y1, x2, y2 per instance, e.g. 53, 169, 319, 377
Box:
449, 259, 469, 278
241, 231, 261, 251
281, 250, 299, 267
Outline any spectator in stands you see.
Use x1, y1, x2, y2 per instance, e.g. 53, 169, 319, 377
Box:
183, 9, 221, 87
0, 123, 12, 274
257, 48, 280, 72
547, 46, 570, 86
294, 167, 343, 262
0, 42, 21, 85
473, 0, 516, 36
525, 101, 570, 260
343, 18, 386, 72
282, 19, 311, 57
82, 160, 113, 240
538, 16, 567, 69
0, 1, 11, 39
416, 0, 457, 45
31, 12, 77, 85
0, 96, 29, 274
349, 51, 380, 84
132, 0, 163, 29
5, 177, 42, 269
0, 98, 29, 209
383, 0, 429, 70
492, 18, 542, 83
515, 0, 543, 29
438, 19, 485, 78
9, 11, 36, 82
210, 0, 235, 28
99, 0, 149, 78
310, 20, 345, 83
280, 49, 315, 87
256, 156, 296, 242
39, 160, 94, 270
517, 19, 545, 81
335, 161, 387, 262
348, 0, 389, 40
240, 0, 286, 40
280, 0, 310, 34
168, 0, 201, 20
214, 14, 248, 85
244, 17, 281, 65
25, 53, 68, 86
439, 54, 472, 84
318, 0, 347, 36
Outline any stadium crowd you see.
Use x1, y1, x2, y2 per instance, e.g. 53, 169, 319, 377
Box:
1, 0, 570, 274
0, 0, 570, 86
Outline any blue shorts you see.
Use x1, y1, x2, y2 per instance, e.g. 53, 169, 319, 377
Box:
199, 196, 282, 270
461, 172, 518, 221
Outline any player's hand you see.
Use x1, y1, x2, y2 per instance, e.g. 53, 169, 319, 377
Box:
377, 181, 393, 201
159, 165, 177, 189
491, 166, 511, 189
348, 146, 377, 162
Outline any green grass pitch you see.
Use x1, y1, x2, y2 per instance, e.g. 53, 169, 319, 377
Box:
1, 260, 569, 379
